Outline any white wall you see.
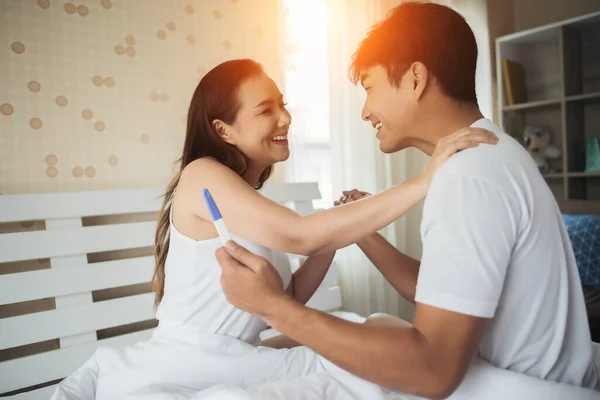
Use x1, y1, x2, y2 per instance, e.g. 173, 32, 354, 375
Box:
0, 0, 284, 194
512, 0, 600, 32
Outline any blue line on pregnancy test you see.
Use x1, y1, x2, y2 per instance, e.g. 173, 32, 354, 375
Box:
202, 189, 232, 246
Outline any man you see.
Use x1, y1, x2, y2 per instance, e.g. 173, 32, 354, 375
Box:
215, 2, 599, 398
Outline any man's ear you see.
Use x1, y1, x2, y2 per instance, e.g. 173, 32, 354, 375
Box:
212, 119, 236, 145
410, 62, 429, 101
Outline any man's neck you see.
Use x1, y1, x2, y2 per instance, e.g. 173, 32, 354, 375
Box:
409, 101, 484, 156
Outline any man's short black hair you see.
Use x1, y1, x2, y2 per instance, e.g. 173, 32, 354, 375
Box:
349, 1, 478, 104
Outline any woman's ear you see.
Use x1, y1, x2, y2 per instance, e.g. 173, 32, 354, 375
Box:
212, 119, 236, 145
410, 62, 429, 101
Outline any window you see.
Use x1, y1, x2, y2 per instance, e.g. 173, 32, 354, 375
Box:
281, 0, 333, 210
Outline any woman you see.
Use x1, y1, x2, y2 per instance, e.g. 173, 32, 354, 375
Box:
53, 59, 496, 400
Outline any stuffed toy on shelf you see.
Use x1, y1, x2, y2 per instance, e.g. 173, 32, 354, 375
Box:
523, 124, 562, 173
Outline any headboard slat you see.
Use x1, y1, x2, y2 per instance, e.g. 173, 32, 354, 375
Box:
0, 221, 156, 263
0, 189, 164, 223
47, 217, 98, 348
0, 293, 154, 350
293, 200, 317, 216
305, 286, 342, 312
260, 182, 321, 202
0, 329, 153, 394
0, 256, 154, 305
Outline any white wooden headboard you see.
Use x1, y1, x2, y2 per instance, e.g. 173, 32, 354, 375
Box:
0, 182, 341, 399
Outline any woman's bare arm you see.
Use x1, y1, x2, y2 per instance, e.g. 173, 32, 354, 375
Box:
289, 251, 336, 304
179, 157, 427, 255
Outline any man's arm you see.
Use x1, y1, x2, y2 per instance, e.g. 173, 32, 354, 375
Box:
356, 233, 420, 303
216, 244, 487, 399
269, 300, 486, 399
337, 189, 420, 303
265, 301, 487, 399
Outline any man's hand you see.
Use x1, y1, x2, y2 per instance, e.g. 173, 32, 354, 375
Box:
334, 189, 372, 206
216, 241, 288, 319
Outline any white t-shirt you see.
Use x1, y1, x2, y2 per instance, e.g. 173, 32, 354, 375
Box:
415, 118, 599, 389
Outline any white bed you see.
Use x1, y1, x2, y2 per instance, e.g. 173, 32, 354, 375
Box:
0, 182, 342, 399
1, 184, 599, 400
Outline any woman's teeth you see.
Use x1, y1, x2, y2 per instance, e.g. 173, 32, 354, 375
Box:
272, 135, 288, 141
375, 122, 382, 132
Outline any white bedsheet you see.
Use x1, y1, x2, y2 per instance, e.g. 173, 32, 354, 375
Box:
52, 313, 600, 400
55, 332, 328, 399
192, 347, 600, 400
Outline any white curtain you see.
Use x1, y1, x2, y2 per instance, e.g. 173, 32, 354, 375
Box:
326, 0, 416, 319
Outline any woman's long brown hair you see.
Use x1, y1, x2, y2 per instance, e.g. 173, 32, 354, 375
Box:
152, 59, 273, 308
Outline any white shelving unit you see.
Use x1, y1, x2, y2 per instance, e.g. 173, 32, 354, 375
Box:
496, 10, 600, 213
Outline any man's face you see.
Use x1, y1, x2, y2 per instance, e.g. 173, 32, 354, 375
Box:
360, 65, 417, 153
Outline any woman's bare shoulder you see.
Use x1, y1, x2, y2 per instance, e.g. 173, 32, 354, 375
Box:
180, 157, 234, 186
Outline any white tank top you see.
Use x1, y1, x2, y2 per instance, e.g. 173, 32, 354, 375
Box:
154, 204, 293, 345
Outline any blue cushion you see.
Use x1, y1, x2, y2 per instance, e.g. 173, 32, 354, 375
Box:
563, 214, 600, 289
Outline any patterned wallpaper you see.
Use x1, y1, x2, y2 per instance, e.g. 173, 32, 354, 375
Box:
0, 0, 283, 194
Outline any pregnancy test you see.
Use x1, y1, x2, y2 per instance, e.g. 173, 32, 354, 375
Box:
202, 189, 232, 246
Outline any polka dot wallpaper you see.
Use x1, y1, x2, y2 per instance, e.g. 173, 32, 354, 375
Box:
0, 0, 283, 194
